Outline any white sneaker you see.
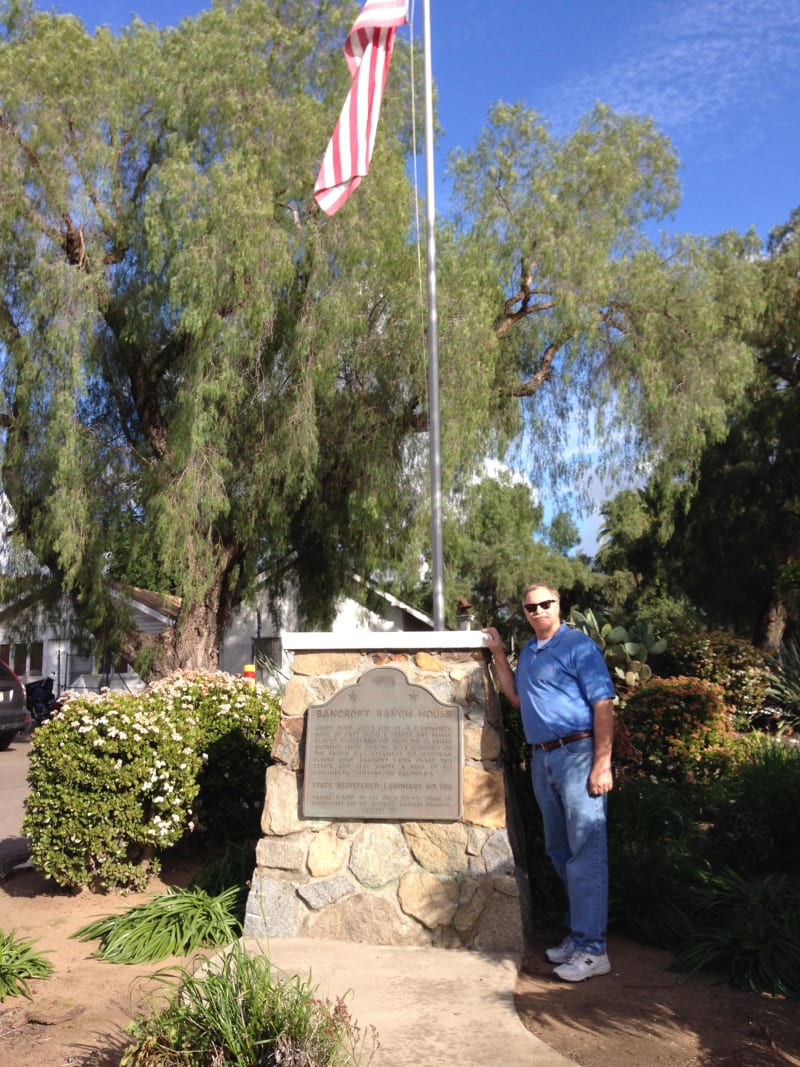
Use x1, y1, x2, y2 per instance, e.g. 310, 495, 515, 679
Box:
553, 951, 611, 982
545, 936, 575, 964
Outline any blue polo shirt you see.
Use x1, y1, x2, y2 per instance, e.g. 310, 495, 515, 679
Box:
515, 623, 615, 745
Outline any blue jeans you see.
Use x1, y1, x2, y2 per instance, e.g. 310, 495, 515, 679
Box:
531, 736, 608, 955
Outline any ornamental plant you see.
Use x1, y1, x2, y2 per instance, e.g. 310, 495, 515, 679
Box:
0, 930, 53, 1000
120, 938, 378, 1067
608, 779, 702, 948
72, 885, 241, 963
658, 630, 770, 722
568, 607, 667, 693
23, 671, 280, 891
705, 735, 800, 874
615, 675, 732, 785
766, 639, 800, 731
148, 672, 281, 839
24, 688, 203, 891
672, 869, 800, 996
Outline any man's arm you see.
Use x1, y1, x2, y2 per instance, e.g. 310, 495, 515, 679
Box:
589, 697, 615, 796
482, 627, 521, 709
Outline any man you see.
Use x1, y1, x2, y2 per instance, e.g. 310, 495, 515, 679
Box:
483, 581, 615, 982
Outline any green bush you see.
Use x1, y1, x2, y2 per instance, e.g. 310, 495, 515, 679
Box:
766, 640, 800, 732
23, 671, 280, 891
672, 869, 800, 996
148, 672, 281, 839
24, 688, 203, 890
657, 630, 770, 722
705, 736, 800, 873
608, 780, 703, 947
616, 676, 732, 785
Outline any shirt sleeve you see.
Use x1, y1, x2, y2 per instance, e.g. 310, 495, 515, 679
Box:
573, 636, 616, 705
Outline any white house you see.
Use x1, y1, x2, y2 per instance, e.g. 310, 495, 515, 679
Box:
218, 574, 435, 680
0, 585, 182, 695
0, 577, 435, 694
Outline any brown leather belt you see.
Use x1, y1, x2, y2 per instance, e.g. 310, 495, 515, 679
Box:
531, 729, 594, 752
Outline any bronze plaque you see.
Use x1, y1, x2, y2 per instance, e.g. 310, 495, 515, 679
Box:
302, 666, 462, 820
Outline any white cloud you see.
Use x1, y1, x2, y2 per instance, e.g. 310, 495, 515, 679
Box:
541, 0, 800, 146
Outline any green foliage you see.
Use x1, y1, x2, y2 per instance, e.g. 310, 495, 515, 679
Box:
766, 640, 800, 731
190, 840, 255, 926
434, 472, 592, 641
120, 939, 377, 1067
605, 731, 800, 993
608, 780, 702, 947
545, 511, 581, 556
591, 481, 706, 632
451, 105, 760, 487
72, 886, 241, 964
616, 676, 732, 784
705, 736, 800, 873
0, 2, 771, 672
614, 210, 800, 648
568, 606, 667, 692
23, 688, 203, 890
673, 870, 800, 996
657, 630, 770, 722
23, 672, 279, 890
148, 672, 281, 840
0, 0, 434, 668
0, 929, 53, 1000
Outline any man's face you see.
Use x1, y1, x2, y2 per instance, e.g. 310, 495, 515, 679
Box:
522, 587, 560, 639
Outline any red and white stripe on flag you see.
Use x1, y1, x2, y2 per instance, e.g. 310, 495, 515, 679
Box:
314, 0, 408, 216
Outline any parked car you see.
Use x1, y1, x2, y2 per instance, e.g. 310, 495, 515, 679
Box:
0, 660, 28, 750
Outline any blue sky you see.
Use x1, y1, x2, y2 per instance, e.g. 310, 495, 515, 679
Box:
431, 0, 800, 242
35, 0, 800, 549
52, 0, 800, 242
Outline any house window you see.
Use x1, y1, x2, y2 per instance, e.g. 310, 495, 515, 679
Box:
0, 643, 44, 676
29, 642, 44, 674
13, 645, 27, 677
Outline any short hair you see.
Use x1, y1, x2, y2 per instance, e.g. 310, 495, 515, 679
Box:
522, 580, 560, 601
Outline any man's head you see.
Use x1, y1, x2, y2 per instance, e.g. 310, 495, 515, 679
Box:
522, 581, 561, 640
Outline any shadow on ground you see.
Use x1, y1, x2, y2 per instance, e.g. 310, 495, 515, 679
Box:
515, 931, 800, 1067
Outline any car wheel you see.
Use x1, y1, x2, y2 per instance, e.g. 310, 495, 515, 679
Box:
0, 734, 14, 751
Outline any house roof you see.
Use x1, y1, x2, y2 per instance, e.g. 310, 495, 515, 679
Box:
108, 582, 181, 633
111, 574, 435, 637
352, 575, 434, 629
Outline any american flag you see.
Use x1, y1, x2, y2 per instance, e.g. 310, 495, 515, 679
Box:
314, 0, 409, 216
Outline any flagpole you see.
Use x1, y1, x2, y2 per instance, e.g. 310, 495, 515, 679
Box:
421, 0, 445, 630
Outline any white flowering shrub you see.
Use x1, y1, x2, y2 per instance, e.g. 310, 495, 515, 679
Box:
148, 671, 281, 840
23, 671, 281, 891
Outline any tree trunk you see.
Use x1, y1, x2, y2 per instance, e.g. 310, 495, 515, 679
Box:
755, 594, 788, 653
158, 598, 223, 675
121, 593, 226, 680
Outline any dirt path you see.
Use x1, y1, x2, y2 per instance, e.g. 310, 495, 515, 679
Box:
2, 859, 799, 1067
0, 861, 200, 1067
515, 935, 800, 1067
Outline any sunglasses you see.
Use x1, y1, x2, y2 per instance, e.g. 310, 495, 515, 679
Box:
524, 599, 557, 614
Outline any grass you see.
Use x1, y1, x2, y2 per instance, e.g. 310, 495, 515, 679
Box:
0, 929, 54, 1000
71, 885, 241, 964
672, 870, 800, 996
120, 938, 378, 1066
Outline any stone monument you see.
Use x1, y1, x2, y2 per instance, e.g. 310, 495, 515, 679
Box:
243, 632, 528, 953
